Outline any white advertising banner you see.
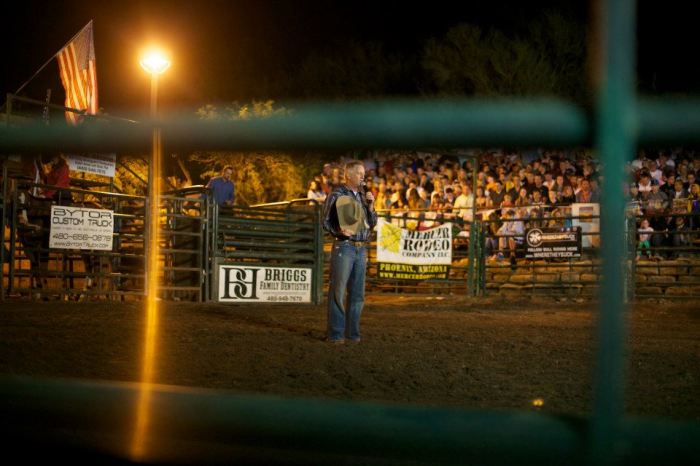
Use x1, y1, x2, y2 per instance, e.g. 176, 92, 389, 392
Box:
49, 206, 114, 250
218, 265, 312, 303
376, 218, 452, 265
571, 203, 600, 248
67, 154, 117, 177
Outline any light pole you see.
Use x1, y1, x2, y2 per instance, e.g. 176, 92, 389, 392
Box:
133, 49, 170, 461
140, 50, 170, 301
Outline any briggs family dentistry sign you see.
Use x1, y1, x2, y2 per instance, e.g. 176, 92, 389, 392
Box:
218, 265, 312, 303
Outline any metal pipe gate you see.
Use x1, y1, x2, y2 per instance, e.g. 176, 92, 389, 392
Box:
0, 0, 699, 464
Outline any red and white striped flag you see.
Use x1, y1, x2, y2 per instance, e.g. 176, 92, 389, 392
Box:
57, 21, 98, 125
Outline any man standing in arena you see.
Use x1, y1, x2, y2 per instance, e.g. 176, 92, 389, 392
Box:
323, 161, 377, 344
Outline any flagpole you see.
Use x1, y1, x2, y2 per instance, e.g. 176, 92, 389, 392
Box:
13, 20, 93, 96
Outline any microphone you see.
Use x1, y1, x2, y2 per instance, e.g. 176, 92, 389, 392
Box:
360, 181, 368, 202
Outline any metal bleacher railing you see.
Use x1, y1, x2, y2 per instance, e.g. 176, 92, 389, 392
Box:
0, 0, 699, 464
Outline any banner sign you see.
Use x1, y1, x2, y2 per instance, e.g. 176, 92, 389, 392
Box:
571, 203, 599, 248
67, 154, 117, 177
218, 265, 312, 303
49, 206, 114, 250
525, 227, 582, 259
377, 263, 449, 280
376, 218, 452, 265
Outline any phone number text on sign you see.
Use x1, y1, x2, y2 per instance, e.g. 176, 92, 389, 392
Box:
49, 206, 115, 250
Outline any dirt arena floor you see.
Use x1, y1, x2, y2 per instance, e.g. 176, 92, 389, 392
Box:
0, 295, 698, 421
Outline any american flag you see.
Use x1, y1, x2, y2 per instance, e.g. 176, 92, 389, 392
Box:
57, 21, 98, 125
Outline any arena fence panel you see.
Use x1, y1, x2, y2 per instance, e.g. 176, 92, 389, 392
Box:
1, 0, 699, 463
0, 179, 208, 302
210, 199, 325, 304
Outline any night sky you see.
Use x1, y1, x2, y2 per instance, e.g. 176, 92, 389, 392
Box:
1, 0, 697, 119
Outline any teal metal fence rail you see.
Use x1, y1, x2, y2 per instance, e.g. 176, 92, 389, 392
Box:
0, 0, 699, 463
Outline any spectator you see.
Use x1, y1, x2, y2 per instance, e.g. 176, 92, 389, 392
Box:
531, 190, 545, 206
453, 183, 474, 221
661, 174, 676, 198
329, 167, 343, 191
514, 187, 530, 207
320, 163, 333, 194
627, 183, 642, 203
475, 186, 492, 209
552, 174, 566, 194
543, 172, 555, 190
670, 216, 691, 258
484, 211, 501, 260
307, 180, 327, 202
374, 182, 391, 211
647, 180, 669, 212
506, 175, 521, 200
418, 172, 434, 194
407, 188, 423, 211
637, 173, 653, 194
648, 159, 663, 183
637, 218, 654, 260
658, 151, 674, 170
443, 187, 456, 211
671, 179, 689, 200
428, 191, 444, 212
547, 189, 561, 205
365, 178, 378, 198
576, 178, 599, 203
689, 183, 700, 228
362, 154, 377, 173
497, 209, 524, 268
500, 193, 515, 209
530, 174, 550, 200
488, 181, 506, 206
206, 165, 235, 208
40, 154, 73, 205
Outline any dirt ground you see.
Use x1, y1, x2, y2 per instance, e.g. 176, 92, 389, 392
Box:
0, 295, 698, 421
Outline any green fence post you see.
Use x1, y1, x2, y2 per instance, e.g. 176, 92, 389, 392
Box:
0, 164, 6, 300
314, 202, 324, 305
626, 215, 637, 302
590, 0, 636, 464
467, 160, 478, 297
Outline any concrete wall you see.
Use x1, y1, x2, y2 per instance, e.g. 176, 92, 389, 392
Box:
479, 258, 700, 298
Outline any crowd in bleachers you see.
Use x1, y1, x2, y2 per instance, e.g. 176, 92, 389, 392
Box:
626, 150, 700, 259
310, 147, 700, 260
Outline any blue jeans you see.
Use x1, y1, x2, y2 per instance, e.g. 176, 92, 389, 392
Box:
327, 242, 367, 341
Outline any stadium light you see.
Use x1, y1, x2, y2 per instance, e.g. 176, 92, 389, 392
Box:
140, 49, 171, 75
133, 47, 170, 461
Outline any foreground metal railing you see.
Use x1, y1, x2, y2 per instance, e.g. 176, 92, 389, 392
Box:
0, 0, 699, 464
1, 375, 698, 465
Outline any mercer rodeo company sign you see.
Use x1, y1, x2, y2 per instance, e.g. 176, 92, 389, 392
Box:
218, 265, 312, 303
376, 218, 452, 280
49, 206, 114, 250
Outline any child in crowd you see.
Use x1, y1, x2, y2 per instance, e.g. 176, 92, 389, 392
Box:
637, 218, 654, 260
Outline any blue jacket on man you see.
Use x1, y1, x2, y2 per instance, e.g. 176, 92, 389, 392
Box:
207, 175, 235, 207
